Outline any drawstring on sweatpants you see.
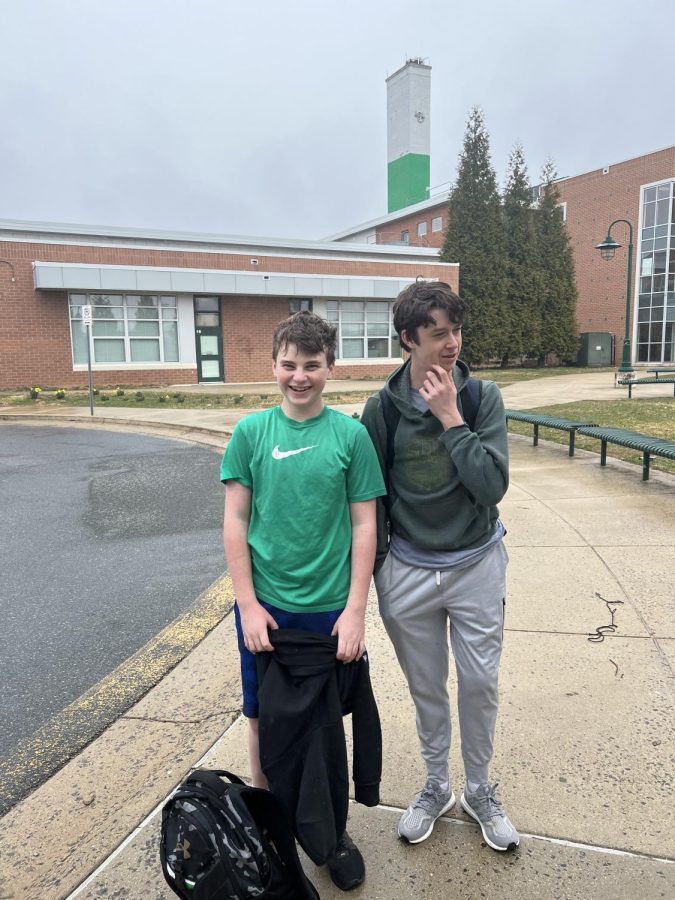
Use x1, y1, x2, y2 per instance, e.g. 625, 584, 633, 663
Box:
435, 570, 441, 587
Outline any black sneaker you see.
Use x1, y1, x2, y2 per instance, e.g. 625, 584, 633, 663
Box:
325, 830, 365, 891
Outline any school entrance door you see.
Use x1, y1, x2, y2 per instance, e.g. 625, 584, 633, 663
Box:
194, 297, 223, 382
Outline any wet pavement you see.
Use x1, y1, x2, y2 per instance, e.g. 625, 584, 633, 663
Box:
0, 370, 673, 899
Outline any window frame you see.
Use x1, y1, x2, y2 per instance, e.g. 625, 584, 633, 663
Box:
637, 180, 675, 365
325, 300, 402, 361
69, 293, 180, 366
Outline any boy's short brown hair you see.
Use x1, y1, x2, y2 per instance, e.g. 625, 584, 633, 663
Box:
272, 310, 337, 366
393, 281, 467, 352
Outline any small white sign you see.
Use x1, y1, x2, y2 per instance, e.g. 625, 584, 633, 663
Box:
82, 305, 93, 326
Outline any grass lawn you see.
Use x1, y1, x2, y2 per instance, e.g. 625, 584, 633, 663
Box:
508, 398, 675, 476
4, 389, 280, 410
3, 388, 368, 410
1, 367, 612, 410
474, 365, 613, 387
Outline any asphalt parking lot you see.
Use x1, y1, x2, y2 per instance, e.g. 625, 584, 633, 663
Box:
0, 425, 226, 807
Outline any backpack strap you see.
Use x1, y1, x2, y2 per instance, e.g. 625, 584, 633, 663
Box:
460, 376, 483, 432
379, 388, 401, 475
186, 768, 245, 796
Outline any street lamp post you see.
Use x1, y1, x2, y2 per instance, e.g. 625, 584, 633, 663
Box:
595, 219, 634, 374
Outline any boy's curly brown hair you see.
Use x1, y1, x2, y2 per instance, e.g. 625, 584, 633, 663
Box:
272, 311, 337, 365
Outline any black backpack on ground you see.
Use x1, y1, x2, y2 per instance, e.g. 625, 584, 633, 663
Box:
160, 769, 320, 900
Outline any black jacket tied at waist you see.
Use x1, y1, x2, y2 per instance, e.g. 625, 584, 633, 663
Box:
256, 629, 382, 865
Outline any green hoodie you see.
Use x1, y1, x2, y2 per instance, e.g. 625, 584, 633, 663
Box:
361, 359, 509, 569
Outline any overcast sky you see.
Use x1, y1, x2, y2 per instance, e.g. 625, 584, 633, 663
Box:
2, 0, 672, 241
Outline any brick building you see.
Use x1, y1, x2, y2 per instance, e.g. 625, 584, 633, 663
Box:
0, 220, 457, 389
331, 146, 675, 368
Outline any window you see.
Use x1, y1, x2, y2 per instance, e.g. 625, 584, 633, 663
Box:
69, 294, 179, 364
325, 300, 401, 360
289, 298, 313, 314
400, 230, 409, 244
637, 181, 675, 363
417, 221, 428, 237
431, 216, 443, 232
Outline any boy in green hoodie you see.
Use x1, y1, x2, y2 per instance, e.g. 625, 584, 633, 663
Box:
360, 281, 519, 853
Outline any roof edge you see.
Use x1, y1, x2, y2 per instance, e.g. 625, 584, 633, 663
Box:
0, 218, 444, 262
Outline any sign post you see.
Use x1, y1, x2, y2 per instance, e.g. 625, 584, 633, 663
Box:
82, 305, 94, 416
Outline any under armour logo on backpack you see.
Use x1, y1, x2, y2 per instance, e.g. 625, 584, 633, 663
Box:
174, 835, 191, 859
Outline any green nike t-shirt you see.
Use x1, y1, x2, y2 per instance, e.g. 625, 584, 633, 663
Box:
220, 405, 385, 613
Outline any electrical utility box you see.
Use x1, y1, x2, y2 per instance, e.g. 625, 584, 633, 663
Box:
577, 332, 613, 366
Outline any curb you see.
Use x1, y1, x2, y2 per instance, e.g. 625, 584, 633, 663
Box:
0, 575, 236, 817
0, 412, 233, 447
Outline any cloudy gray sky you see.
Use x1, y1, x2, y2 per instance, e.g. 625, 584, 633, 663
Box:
1, 0, 672, 240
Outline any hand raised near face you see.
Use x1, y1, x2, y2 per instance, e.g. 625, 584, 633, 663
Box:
418, 365, 464, 430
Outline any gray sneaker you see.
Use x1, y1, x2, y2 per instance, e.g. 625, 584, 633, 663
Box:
398, 779, 456, 843
460, 783, 520, 851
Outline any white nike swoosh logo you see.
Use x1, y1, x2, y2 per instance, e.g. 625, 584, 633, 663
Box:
272, 444, 318, 460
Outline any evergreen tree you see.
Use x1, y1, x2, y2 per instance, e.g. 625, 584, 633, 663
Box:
534, 160, 580, 363
501, 143, 543, 363
440, 107, 507, 365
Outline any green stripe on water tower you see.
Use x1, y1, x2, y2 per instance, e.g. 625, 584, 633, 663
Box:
388, 154, 430, 213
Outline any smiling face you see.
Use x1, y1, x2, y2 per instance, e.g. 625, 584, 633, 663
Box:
402, 307, 463, 386
272, 342, 334, 421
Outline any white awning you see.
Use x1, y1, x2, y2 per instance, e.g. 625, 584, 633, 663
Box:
32, 262, 419, 298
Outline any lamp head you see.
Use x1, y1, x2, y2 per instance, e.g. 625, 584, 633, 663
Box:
595, 233, 621, 261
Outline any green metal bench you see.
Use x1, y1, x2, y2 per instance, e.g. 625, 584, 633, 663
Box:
617, 376, 675, 398
505, 410, 598, 456
576, 426, 675, 480
647, 367, 675, 379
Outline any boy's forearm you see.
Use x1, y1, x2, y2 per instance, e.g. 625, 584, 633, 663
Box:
223, 519, 258, 608
345, 517, 377, 614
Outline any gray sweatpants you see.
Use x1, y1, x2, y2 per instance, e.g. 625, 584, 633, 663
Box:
375, 541, 508, 786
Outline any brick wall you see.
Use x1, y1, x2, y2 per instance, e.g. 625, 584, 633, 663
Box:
221, 296, 287, 383
0, 238, 454, 388
1, 239, 450, 277
376, 202, 447, 249
220, 296, 404, 382
555, 148, 675, 361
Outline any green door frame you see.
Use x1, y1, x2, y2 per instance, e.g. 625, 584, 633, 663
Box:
194, 297, 224, 382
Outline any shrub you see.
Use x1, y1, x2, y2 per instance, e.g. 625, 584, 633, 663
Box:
29, 387, 42, 400
99, 393, 109, 401
115, 387, 125, 396
135, 391, 145, 402
55, 390, 66, 399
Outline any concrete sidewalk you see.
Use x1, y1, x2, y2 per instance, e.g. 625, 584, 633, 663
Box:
1, 371, 674, 898
2, 370, 673, 433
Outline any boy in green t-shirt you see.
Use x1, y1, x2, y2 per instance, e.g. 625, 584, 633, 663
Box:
220, 311, 385, 891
